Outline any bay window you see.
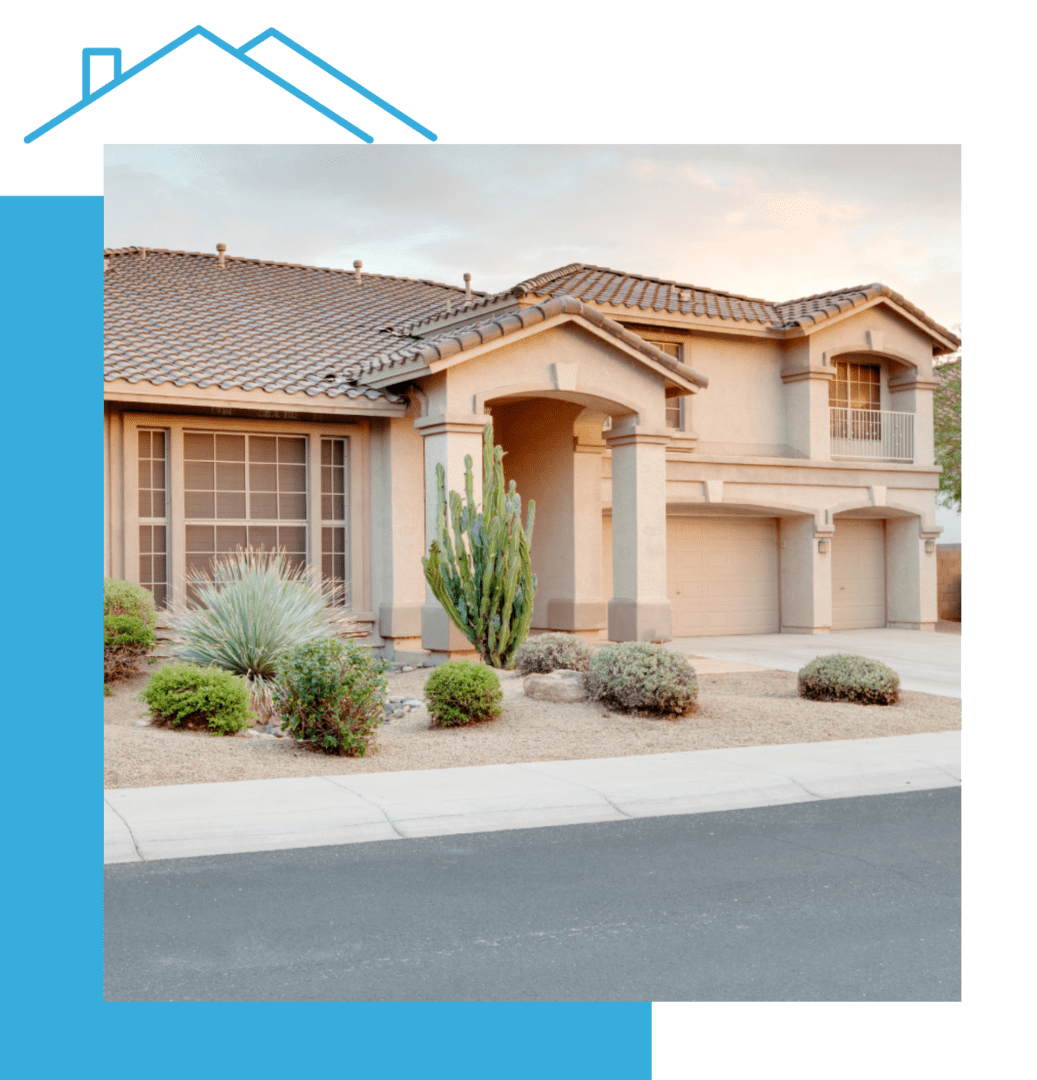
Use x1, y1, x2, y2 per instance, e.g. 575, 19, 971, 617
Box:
118, 415, 363, 613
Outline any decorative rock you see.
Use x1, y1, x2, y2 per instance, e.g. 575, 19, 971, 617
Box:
403, 699, 423, 708
523, 670, 588, 704
133, 720, 150, 727
402, 665, 416, 672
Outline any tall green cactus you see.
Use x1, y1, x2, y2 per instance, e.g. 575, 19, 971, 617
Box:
422, 424, 536, 669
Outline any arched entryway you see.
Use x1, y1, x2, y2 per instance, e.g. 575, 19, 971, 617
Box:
488, 394, 615, 638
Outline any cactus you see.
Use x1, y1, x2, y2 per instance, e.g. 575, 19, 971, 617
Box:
422, 424, 536, 669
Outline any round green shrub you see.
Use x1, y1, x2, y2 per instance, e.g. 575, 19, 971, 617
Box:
104, 578, 157, 683
513, 632, 594, 675
424, 661, 503, 727
797, 654, 900, 706
273, 638, 389, 756
586, 642, 698, 716
139, 663, 253, 735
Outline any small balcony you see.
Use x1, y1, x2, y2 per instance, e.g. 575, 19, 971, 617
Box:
830, 407, 914, 463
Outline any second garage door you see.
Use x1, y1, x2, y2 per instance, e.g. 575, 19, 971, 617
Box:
603, 516, 780, 636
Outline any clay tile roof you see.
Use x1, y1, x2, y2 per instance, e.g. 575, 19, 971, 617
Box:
514, 264, 960, 347
355, 294, 708, 387
772, 283, 961, 346
105, 250, 959, 400
103, 247, 484, 401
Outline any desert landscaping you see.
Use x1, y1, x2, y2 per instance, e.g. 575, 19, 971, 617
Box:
104, 657, 961, 790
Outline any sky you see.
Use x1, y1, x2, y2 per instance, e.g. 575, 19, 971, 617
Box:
102, 142, 963, 545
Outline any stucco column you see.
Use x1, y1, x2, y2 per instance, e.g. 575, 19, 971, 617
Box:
603, 420, 672, 642
779, 515, 833, 633
889, 374, 939, 467
886, 518, 940, 630
782, 366, 834, 460
415, 413, 489, 657
555, 426, 608, 634
370, 415, 429, 660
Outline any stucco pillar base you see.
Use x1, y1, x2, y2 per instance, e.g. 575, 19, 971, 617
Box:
421, 602, 479, 660
781, 626, 832, 635
607, 598, 672, 643
887, 621, 937, 632
378, 603, 424, 640
545, 599, 607, 632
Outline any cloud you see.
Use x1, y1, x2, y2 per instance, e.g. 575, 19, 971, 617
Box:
103, 144, 960, 326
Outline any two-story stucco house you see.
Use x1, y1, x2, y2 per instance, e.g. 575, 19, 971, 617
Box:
103, 246, 960, 662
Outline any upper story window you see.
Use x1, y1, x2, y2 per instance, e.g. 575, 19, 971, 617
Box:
643, 340, 684, 429
829, 361, 880, 411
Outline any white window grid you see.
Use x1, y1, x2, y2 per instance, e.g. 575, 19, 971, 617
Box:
321, 437, 351, 608
137, 428, 170, 609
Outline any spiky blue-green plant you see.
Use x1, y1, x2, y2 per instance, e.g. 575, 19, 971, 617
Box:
171, 548, 361, 690
422, 424, 536, 669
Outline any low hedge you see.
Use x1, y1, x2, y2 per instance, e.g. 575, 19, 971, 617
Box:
797, 653, 900, 706
586, 642, 697, 717
514, 632, 594, 675
139, 663, 253, 735
104, 578, 157, 683
273, 638, 389, 756
424, 661, 503, 727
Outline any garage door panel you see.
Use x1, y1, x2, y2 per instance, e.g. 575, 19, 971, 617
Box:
668, 517, 779, 637
605, 516, 779, 637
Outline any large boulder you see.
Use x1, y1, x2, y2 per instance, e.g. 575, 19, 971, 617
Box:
523, 669, 588, 704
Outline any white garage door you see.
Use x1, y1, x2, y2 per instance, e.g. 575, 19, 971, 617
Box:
603, 516, 779, 636
832, 519, 886, 630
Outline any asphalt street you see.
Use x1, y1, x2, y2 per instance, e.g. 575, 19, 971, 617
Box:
104, 787, 960, 1001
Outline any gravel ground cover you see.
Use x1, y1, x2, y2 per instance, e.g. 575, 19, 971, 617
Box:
104, 659, 961, 791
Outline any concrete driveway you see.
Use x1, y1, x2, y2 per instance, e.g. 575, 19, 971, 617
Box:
666, 628, 960, 699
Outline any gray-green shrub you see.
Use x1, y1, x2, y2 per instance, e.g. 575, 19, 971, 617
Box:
797, 654, 900, 705
424, 661, 503, 727
586, 642, 698, 716
104, 578, 157, 683
513, 632, 594, 675
273, 638, 389, 756
139, 663, 253, 735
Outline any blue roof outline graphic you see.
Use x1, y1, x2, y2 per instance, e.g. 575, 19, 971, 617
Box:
25, 25, 437, 144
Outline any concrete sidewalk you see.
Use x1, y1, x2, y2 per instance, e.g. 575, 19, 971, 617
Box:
104, 731, 961, 864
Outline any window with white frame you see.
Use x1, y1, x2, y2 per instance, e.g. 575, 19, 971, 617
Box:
137, 429, 169, 609
643, 340, 684, 429
129, 420, 358, 613
321, 437, 350, 608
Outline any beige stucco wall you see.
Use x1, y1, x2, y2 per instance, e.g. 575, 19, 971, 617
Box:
369, 413, 427, 651
435, 322, 670, 428
682, 335, 787, 456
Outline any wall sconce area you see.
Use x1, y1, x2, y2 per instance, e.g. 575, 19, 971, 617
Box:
925, 539, 936, 553
818, 539, 830, 554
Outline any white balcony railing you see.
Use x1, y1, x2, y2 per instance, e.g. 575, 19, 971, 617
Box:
829, 407, 914, 462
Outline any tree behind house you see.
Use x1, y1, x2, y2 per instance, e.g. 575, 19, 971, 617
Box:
933, 353, 961, 512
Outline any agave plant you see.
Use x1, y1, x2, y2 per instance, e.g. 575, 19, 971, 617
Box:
170, 548, 361, 689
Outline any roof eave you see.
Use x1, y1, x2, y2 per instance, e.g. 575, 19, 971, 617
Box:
103, 378, 409, 416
